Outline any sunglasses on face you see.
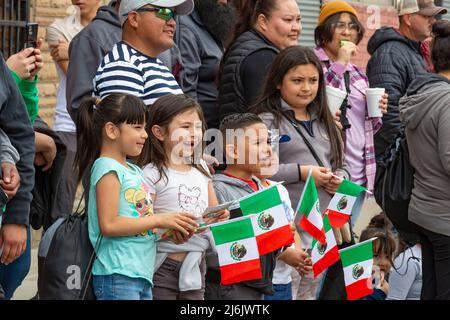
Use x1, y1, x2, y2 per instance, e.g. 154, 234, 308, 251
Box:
134, 7, 177, 21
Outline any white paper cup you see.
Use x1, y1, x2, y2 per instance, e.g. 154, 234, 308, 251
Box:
366, 88, 385, 118
326, 85, 347, 115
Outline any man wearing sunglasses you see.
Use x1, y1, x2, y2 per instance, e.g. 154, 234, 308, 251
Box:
93, 0, 194, 106
366, 0, 447, 161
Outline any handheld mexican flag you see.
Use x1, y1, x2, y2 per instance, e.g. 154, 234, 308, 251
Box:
210, 215, 262, 285
339, 237, 376, 300
239, 184, 294, 255
326, 179, 366, 228
295, 170, 326, 244
311, 213, 340, 277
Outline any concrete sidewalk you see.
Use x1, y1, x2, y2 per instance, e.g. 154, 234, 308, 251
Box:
11, 247, 38, 300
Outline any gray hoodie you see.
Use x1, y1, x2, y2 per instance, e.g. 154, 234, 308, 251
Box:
0, 53, 35, 226
259, 101, 350, 221
66, 2, 121, 121
208, 173, 277, 295
399, 73, 450, 236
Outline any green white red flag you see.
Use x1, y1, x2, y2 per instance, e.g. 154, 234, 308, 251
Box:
311, 213, 340, 277
239, 184, 294, 255
326, 179, 366, 228
339, 238, 376, 300
295, 171, 326, 244
210, 215, 262, 285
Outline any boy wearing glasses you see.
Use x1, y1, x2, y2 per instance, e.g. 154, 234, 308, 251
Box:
93, 0, 194, 106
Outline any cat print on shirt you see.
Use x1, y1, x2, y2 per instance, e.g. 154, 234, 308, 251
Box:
178, 184, 207, 217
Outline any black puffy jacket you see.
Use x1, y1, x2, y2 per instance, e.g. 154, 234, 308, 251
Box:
366, 27, 427, 158
218, 30, 278, 118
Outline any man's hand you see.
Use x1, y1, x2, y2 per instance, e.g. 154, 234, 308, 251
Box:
27, 44, 44, 80
6, 47, 37, 79
0, 162, 20, 199
6, 38, 43, 80
50, 39, 69, 62
0, 224, 27, 265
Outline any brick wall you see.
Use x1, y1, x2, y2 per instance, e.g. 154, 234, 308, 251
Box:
30, 0, 73, 127
350, 2, 399, 71
30, 0, 107, 126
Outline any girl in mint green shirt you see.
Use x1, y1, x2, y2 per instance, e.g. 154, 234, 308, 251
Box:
74, 93, 198, 300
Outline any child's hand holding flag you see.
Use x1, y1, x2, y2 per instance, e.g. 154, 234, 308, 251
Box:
295, 169, 326, 244
326, 175, 368, 228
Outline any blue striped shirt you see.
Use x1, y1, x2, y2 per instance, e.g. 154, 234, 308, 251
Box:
93, 41, 182, 106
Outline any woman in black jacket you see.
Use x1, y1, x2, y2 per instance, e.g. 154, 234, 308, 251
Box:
218, 0, 301, 117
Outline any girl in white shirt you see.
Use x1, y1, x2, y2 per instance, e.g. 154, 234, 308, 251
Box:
138, 94, 229, 300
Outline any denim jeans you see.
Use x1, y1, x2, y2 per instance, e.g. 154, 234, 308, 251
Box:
93, 274, 153, 300
264, 283, 292, 300
0, 226, 31, 300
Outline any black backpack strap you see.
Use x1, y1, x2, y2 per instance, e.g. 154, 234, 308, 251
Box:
80, 234, 103, 300
77, 189, 101, 300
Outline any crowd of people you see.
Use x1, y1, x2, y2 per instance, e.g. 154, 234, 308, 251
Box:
0, 0, 449, 300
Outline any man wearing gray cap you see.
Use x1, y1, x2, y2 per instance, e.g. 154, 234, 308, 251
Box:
93, 0, 194, 106
367, 0, 447, 160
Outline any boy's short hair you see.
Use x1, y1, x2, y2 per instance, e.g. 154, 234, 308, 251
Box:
218, 113, 265, 164
219, 113, 264, 136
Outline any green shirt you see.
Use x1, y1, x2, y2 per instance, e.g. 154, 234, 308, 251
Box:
88, 157, 157, 285
10, 70, 39, 124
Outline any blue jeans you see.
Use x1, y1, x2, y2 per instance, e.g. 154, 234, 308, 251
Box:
0, 226, 31, 300
93, 274, 152, 300
264, 283, 292, 300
